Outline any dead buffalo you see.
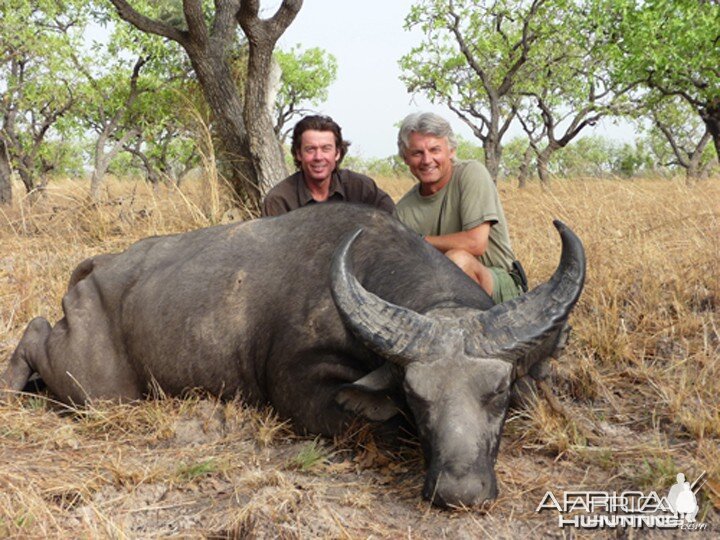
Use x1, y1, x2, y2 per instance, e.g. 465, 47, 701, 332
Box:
1, 204, 585, 507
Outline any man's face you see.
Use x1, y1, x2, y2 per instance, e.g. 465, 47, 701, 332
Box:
296, 130, 340, 185
403, 132, 456, 195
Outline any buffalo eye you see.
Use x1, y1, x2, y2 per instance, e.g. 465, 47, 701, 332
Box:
480, 378, 511, 407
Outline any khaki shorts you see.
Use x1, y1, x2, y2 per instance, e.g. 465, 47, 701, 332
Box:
488, 267, 522, 304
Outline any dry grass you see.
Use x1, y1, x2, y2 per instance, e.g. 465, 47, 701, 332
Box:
1, 174, 718, 537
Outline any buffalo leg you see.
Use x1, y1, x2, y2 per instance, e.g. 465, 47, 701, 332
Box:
0, 317, 51, 398
3, 314, 143, 405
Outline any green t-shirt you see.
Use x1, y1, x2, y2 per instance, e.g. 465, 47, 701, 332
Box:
396, 160, 516, 272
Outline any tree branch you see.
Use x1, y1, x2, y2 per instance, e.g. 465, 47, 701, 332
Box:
498, 0, 546, 95
238, 0, 303, 44
447, 101, 488, 141
108, 0, 188, 46
264, 0, 303, 40
211, 0, 242, 45
183, 0, 209, 46
447, 5, 492, 98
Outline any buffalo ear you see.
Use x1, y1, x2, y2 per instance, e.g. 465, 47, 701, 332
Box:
334, 363, 399, 422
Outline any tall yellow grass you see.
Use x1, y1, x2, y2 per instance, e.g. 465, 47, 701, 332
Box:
0, 175, 718, 536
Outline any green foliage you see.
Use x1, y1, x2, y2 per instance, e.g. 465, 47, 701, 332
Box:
549, 136, 613, 177
176, 458, 218, 482
504, 135, 655, 178
107, 151, 142, 177
399, 0, 638, 180
0, 0, 90, 186
275, 46, 337, 106
39, 138, 88, 179
342, 154, 410, 178
502, 131, 714, 180
603, 0, 720, 104
642, 95, 718, 175
274, 45, 338, 139
400, 0, 543, 109
613, 141, 653, 178
290, 438, 328, 472
455, 136, 484, 161
600, 0, 720, 158
72, 3, 203, 186
86, 5, 192, 122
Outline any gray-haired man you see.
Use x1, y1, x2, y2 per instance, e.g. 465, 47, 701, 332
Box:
395, 112, 525, 304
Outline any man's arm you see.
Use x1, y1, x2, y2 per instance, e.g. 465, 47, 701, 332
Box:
425, 161, 499, 255
261, 194, 290, 217
261, 178, 295, 217
424, 222, 491, 256
261, 197, 279, 217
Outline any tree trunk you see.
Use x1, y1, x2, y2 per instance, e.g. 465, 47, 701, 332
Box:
537, 142, 560, 187
90, 159, 111, 201
537, 152, 550, 186
185, 49, 260, 207
0, 140, 12, 205
90, 130, 136, 200
238, 1, 299, 197
685, 130, 712, 186
483, 137, 502, 183
90, 132, 108, 200
125, 144, 160, 188
517, 145, 533, 188
700, 101, 720, 162
16, 159, 35, 194
108, 0, 301, 212
243, 47, 287, 193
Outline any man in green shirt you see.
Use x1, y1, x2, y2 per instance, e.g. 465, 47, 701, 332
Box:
395, 112, 524, 304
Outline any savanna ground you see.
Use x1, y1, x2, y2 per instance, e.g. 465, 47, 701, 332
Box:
0, 173, 718, 538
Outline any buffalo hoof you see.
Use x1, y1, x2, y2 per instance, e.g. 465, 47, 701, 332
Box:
23, 374, 47, 394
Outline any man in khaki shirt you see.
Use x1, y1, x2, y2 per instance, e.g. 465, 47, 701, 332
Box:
261, 115, 395, 217
395, 112, 524, 304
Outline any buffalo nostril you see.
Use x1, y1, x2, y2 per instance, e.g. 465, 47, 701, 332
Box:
424, 473, 498, 508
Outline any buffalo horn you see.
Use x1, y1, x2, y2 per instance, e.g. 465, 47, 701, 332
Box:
330, 228, 443, 366
467, 220, 586, 360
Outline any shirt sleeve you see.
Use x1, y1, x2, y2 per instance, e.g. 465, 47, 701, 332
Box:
457, 161, 500, 230
347, 171, 397, 214
373, 188, 396, 214
261, 193, 287, 217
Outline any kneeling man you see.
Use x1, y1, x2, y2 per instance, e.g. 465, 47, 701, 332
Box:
395, 112, 525, 303
262, 115, 395, 217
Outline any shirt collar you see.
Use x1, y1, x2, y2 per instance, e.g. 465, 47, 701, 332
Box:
297, 170, 345, 204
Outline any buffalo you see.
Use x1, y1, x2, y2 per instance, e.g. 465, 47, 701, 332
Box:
1, 204, 585, 507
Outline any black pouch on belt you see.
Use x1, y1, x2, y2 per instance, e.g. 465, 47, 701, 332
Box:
511, 260, 529, 293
